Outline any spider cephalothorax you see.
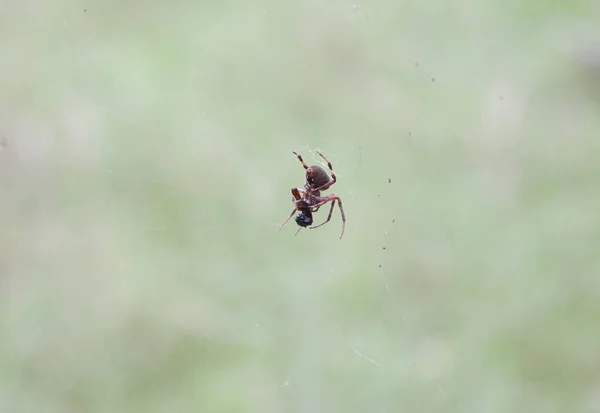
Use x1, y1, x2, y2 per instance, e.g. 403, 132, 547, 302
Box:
280, 151, 346, 238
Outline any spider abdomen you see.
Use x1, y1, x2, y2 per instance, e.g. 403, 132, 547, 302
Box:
307, 165, 332, 189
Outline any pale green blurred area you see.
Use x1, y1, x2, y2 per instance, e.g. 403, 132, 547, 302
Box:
2, 0, 600, 411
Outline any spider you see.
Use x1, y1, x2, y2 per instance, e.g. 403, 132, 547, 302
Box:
280, 150, 346, 239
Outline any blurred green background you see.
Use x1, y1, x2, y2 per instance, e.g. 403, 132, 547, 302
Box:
2, 0, 600, 412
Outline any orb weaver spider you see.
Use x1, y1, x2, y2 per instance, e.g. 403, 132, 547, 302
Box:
280, 151, 346, 239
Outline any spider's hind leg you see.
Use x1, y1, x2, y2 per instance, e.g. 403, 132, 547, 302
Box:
310, 200, 336, 230
309, 195, 346, 239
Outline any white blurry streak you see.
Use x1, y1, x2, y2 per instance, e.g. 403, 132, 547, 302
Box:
354, 350, 383, 367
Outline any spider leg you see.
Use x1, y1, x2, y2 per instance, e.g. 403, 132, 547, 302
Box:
337, 197, 346, 239
303, 197, 330, 210
309, 195, 346, 239
313, 151, 337, 191
314, 180, 334, 192
295, 226, 303, 236
279, 207, 297, 230
291, 187, 303, 200
292, 151, 309, 170
280, 187, 306, 230
309, 200, 336, 229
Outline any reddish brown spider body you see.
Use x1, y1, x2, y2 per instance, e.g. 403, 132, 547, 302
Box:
280, 151, 346, 239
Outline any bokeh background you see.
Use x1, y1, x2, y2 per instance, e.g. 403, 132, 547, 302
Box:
2, 0, 600, 412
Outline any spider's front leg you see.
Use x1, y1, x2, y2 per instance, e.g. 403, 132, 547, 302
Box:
291, 187, 304, 201
279, 207, 298, 230
279, 188, 303, 230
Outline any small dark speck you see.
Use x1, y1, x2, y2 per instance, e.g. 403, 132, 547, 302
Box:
392, 219, 395, 224
431, 77, 435, 82
408, 131, 412, 136
84, 8, 87, 12
377, 194, 380, 197
388, 178, 391, 183
379, 264, 382, 268
383, 247, 386, 250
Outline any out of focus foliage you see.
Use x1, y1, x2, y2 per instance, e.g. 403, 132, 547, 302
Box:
1, 1, 600, 412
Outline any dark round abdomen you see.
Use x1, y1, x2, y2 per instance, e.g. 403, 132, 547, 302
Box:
307, 165, 331, 189
295, 212, 313, 227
